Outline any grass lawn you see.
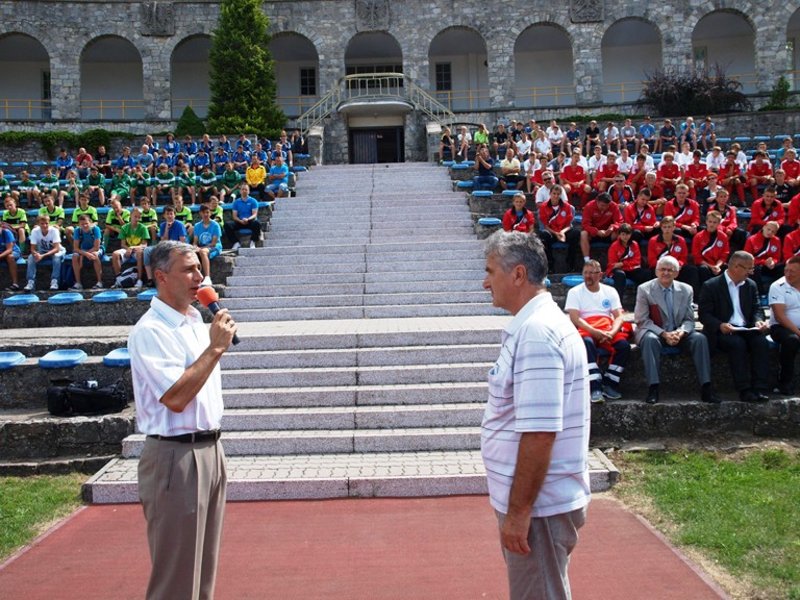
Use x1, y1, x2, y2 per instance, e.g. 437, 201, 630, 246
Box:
0, 474, 85, 561
612, 447, 800, 600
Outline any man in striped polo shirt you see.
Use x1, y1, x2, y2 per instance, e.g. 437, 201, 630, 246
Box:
482, 230, 591, 600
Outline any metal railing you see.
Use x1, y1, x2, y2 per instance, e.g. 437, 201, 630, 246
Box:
432, 89, 492, 111
80, 99, 146, 120
514, 86, 577, 108
0, 99, 51, 120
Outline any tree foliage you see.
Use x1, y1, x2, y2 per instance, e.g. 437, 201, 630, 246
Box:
175, 106, 206, 137
206, 0, 285, 138
760, 75, 795, 111
640, 65, 751, 116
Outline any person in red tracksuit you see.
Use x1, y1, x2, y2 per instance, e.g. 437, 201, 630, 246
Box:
502, 192, 536, 233
748, 186, 787, 236
745, 221, 783, 295
538, 184, 580, 272
781, 148, 800, 193
662, 183, 700, 240
656, 152, 681, 198
692, 210, 730, 286
593, 155, 619, 193
560, 151, 591, 208
782, 226, 800, 262
580, 192, 622, 262
606, 223, 650, 299
720, 151, 746, 205
684, 149, 710, 200
648, 215, 699, 294
623, 187, 659, 243
705, 188, 747, 252
627, 153, 649, 193
607, 173, 635, 207
746, 151, 774, 201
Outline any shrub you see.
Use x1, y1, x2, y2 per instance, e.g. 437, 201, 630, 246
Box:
640, 65, 751, 116
759, 75, 795, 111
175, 106, 206, 137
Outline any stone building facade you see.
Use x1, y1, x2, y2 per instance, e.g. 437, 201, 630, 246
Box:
0, 0, 797, 162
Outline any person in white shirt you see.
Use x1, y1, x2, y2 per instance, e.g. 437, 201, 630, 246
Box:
533, 129, 552, 158
547, 120, 564, 149
675, 141, 694, 170
129, 241, 237, 600
705, 146, 725, 172
616, 148, 635, 175
515, 131, 532, 160
482, 231, 590, 600
535, 170, 567, 204
603, 121, 620, 154
587, 145, 607, 177
457, 125, 472, 158
768, 255, 800, 395
25, 214, 64, 291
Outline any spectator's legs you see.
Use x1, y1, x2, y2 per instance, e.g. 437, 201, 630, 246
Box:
197, 247, 211, 277
639, 331, 663, 385
610, 269, 627, 299
770, 325, 800, 392
582, 337, 602, 394
111, 248, 125, 275
538, 230, 556, 272
604, 339, 629, 392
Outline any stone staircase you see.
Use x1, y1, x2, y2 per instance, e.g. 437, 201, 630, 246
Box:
83, 163, 618, 503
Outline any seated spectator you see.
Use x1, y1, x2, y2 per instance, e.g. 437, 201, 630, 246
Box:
75, 147, 93, 178
638, 116, 656, 152
662, 183, 700, 240
103, 198, 130, 249
593, 152, 619, 194
37, 167, 61, 207
584, 120, 601, 154
163, 132, 180, 157
59, 170, 82, 208
705, 146, 725, 173
216, 134, 232, 154
647, 215, 698, 293
107, 166, 132, 206
136, 144, 155, 175
623, 187, 659, 243
224, 184, 260, 250
39, 194, 65, 235
684, 150, 710, 200
70, 214, 104, 290
24, 214, 63, 291
656, 152, 681, 198
290, 130, 305, 155
675, 141, 694, 170
265, 155, 290, 199
500, 192, 534, 234
199, 133, 214, 155
705, 188, 745, 251
130, 165, 152, 206
472, 146, 497, 191
775, 169, 794, 206
634, 255, 716, 404
115, 146, 136, 173
0, 171, 11, 200
67, 194, 98, 245
499, 148, 524, 191
2, 196, 28, 246
747, 151, 774, 201
534, 171, 566, 205
538, 184, 579, 272
456, 126, 472, 159
172, 195, 194, 239
533, 129, 551, 158
111, 207, 148, 289
138, 196, 158, 242
692, 210, 730, 287
606, 223, 650, 298
208, 194, 224, 224
565, 260, 631, 402
55, 148, 75, 180
491, 124, 507, 159
197, 164, 218, 204
580, 192, 622, 262
699, 250, 770, 402
153, 162, 177, 205
213, 146, 229, 175
546, 120, 564, 152
193, 147, 211, 175
473, 123, 490, 148
768, 255, 800, 394
626, 153, 649, 193
544, 152, 566, 185
143, 134, 159, 156
94, 145, 113, 178
616, 148, 635, 176
0, 221, 21, 290
607, 172, 635, 206
563, 121, 581, 154
679, 117, 697, 150
719, 151, 746, 205
193, 204, 223, 286
698, 116, 716, 151
587, 145, 606, 179
237, 133, 253, 153
655, 118, 677, 153
439, 126, 455, 160
620, 119, 637, 155
182, 135, 198, 160
642, 171, 667, 213
603, 121, 619, 154
515, 131, 532, 161
745, 221, 783, 295
176, 162, 197, 205
231, 145, 250, 173
16, 171, 40, 208
731, 143, 748, 173
219, 161, 242, 202
561, 150, 591, 208
83, 166, 107, 206
749, 186, 786, 235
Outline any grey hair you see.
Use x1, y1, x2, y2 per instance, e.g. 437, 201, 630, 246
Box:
149, 241, 197, 283
656, 255, 680, 272
484, 230, 548, 284
729, 250, 754, 265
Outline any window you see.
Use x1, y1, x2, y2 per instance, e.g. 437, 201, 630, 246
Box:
435, 63, 452, 91
300, 68, 316, 96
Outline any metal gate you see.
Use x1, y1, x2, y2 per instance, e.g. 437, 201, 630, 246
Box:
351, 130, 379, 163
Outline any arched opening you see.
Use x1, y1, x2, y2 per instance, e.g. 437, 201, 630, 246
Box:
601, 19, 662, 103
428, 27, 489, 110
514, 24, 575, 107
788, 8, 800, 91
269, 32, 320, 118
81, 36, 144, 120
171, 35, 211, 119
0, 34, 50, 120
692, 11, 756, 93
344, 31, 402, 75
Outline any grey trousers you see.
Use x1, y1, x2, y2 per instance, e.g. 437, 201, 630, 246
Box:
138, 436, 227, 600
639, 330, 711, 386
496, 506, 587, 600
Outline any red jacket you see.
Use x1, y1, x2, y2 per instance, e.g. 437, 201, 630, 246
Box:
561, 164, 587, 186
608, 184, 635, 206
606, 239, 642, 275
786, 193, 800, 228
783, 228, 800, 261
662, 198, 700, 228
749, 198, 785, 230
746, 161, 772, 179
502, 208, 536, 233
782, 159, 800, 180
684, 162, 709, 186
538, 200, 574, 232
706, 202, 738, 237
593, 164, 619, 188
623, 202, 658, 232
648, 233, 689, 268
581, 200, 622, 236
745, 232, 782, 266
657, 162, 681, 184
691, 229, 730, 266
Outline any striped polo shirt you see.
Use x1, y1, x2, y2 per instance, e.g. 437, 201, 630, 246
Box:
481, 292, 592, 517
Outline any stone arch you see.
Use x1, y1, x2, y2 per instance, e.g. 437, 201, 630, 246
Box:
269, 32, 320, 117
80, 35, 144, 120
344, 31, 403, 73
0, 33, 51, 120
514, 23, 575, 107
788, 7, 800, 90
601, 17, 662, 103
428, 26, 489, 110
170, 34, 212, 119
692, 9, 756, 93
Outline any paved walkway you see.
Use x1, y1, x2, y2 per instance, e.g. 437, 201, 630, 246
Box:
0, 495, 727, 599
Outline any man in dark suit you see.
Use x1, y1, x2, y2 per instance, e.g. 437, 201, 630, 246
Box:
698, 251, 771, 402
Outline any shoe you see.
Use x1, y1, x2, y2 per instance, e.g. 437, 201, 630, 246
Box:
701, 384, 721, 404
50, 279, 59, 290
602, 385, 622, 400
249, 241, 256, 248
773, 385, 794, 396
201, 276, 212, 287
24, 280, 34, 291
111, 282, 121, 289
92, 282, 104, 290
646, 384, 659, 404
134, 279, 143, 290
71, 282, 83, 291
232, 242, 240, 250
739, 390, 768, 402
7, 283, 20, 291
754, 391, 769, 402
590, 389, 605, 404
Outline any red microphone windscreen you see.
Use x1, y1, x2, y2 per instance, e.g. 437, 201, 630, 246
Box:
196, 286, 219, 307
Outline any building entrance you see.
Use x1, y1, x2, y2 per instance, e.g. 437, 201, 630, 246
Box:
349, 127, 404, 163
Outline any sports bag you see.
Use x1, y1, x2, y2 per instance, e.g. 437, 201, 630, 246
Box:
46, 379, 128, 416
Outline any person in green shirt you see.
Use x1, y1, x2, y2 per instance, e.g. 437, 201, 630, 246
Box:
103, 198, 130, 249
83, 165, 107, 206
38, 166, 61, 207
111, 207, 149, 288
67, 193, 99, 245
173, 195, 194, 239
108, 166, 131, 206
0, 170, 12, 198
39, 195, 66, 236
154, 162, 176, 205
208, 194, 224, 224
176, 162, 196, 205
138, 196, 158, 243
16, 170, 40, 208
219, 161, 241, 203
197, 164, 218, 204
2, 195, 28, 245
474, 123, 490, 146
130, 165, 152, 206
59, 170, 82, 208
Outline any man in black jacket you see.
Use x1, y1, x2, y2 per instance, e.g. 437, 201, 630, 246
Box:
698, 251, 771, 402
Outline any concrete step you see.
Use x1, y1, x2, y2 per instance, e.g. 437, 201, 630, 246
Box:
223, 291, 490, 308
242, 240, 480, 257
83, 449, 617, 504
229, 302, 503, 321
226, 269, 485, 286
234, 249, 484, 267
265, 232, 475, 244
231, 258, 486, 276
226, 280, 484, 298
269, 220, 474, 231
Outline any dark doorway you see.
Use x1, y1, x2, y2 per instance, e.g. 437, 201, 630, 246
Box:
349, 127, 404, 163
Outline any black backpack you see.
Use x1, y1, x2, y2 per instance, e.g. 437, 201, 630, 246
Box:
47, 379, 128, 416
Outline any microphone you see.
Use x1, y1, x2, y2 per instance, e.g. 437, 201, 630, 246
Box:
196, 286, 240, 345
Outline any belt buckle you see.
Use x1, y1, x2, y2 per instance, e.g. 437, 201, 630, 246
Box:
190, 432, 198, 443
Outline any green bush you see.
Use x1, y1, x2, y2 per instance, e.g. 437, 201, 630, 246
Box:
0, 129, 131, 157
759, 75, 796, 112
641, 65, 751, 116
175, 106, 206, 137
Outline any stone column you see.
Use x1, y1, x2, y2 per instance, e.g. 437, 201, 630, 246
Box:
403, 49, 430, 91
141, 43, 172, 120
308, 125, 324, 166
317, 38, 346, 96
572, 24, 604, 105
754, 23, 788, 93
486, 37, 515, 108
49, 52, 81, 121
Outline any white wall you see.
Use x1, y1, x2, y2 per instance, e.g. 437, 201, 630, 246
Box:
514, 49, 575, 107
0, 60, 48, 119
602, 43, 661, 103
81, 62, 144, 119
695, 34, 755, 93
275, 60, 320, 116
171, 61, 209, 118
428, 51, 489, 110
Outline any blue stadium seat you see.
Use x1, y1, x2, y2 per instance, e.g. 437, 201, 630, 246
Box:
48, 292, 84, 305
544, 277, 551, 288
472, 190, 493, 198
561, 275, 583, 287
3, 293, 40, 307
30, 160, 48, 168
451, 164, 470, 171
753, 136, 770, 142
501, 190, 521, 197
456, 180, 474, 189
291, 166, 307, 172
103, 347, 130, 367
136, 288, 158, 301
733, 136, 751, 142
39, 349, 87, 369
478, 217, 502, 227
441, 160, 455, 167
774, 134, 791, 140
0, 351, 25, 370
573, 214, 582, 225
97, 207, 111, 216
92, 290, 128, 303
737, 209, 751, 220
0, 161, 8, 167
11, 161, 28, 168
716, 137, 732, 144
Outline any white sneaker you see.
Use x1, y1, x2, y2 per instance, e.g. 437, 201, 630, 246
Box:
232, 242, 240, 250
92, 282, 104, 290
71, 282, 83, 291
249, 241, 256, 248
134, 279, 143, 290
24, 280, 34, 291
50, 279, 59, 290
202, 276, 212, 287
590, 389, 605, 404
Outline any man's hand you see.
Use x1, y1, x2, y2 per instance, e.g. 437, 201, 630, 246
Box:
720, 322, 735, 335
209, 308, 236, 351
501, 509, 531, 555
756, 320, 769, 332
32, 251, 42, 263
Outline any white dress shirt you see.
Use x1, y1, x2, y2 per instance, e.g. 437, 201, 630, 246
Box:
724, 271, 747, 327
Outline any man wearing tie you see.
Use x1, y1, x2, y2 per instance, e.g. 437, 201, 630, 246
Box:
699, 251, 771, 402
634, 256, 717, 404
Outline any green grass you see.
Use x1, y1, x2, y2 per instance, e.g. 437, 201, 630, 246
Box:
0, 474, 84, 561
613, 448, 800, 600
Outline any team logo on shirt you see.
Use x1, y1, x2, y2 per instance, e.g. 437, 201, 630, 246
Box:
560, 211, 566, 217
771, 245, 778, 252
687, 209, 693, 215
674, 246, 681, 252
602, 299, 612, 309
716, 241, 723, 247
